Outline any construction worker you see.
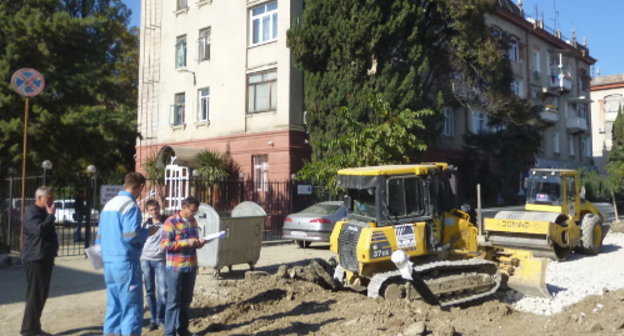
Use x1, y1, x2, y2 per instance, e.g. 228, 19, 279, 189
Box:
97, 172, 154, 336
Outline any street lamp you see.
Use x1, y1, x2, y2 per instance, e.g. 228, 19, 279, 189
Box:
85, 165, 97, 249
192, 169, 201, 200
41, 160, 53, 186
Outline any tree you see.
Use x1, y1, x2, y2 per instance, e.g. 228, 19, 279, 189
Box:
606, 110, 624, 195
288, 0, 541, 194
0, 0, 139, 184
296, 94, 432, 191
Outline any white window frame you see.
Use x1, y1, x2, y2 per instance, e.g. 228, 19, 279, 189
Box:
175, 35, 187, 68
511, 79, 523, 97
249, 1, 278, 46
442, 107, 454, 136
170, 93, 185, 126
605, 95, 623, 113
508, 37, 520, 63
198, 88, 210, 122
198, 27, 211, 62
533, 50, 541, 73
568, 135, 575, 156
253, 155, 269, 192
247, 69, 277, 113
471, 111, 488, 134
553, 132, 560, 153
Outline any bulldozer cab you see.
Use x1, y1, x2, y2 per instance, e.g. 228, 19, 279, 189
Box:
337, 163, 457, 227
525, 169, 580, 222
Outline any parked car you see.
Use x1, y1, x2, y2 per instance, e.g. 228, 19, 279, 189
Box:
55, 199, 77, 225
282, 201, 347, 248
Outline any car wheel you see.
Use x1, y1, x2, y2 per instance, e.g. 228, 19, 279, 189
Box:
295, 240, 311, 248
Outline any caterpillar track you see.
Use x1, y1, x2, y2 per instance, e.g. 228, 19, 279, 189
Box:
366, 259, 501, 307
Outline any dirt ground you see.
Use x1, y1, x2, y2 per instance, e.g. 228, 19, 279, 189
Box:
2, 241, 624, 336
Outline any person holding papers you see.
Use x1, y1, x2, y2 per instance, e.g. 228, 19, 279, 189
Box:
161, 197, 205, 336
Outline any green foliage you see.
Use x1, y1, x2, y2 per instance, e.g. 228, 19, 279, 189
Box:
606, 111, 624, 195
296, 95, 432, 190
0, 0, 138, 185
578, 168, 610, 202
143, 156, 164, 183
289, 0, 540, 195
196, 150, 232, 181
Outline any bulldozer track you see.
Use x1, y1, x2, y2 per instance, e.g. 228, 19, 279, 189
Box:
367, 258, 501, 307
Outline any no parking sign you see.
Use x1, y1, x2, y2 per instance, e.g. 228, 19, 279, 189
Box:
11, 68, 45, 97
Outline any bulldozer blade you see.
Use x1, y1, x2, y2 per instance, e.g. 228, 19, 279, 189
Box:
506, 257, 550, 298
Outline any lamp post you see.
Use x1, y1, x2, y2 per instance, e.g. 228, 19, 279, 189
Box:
41, 160, 53, 186
192, 169, 201, 200
85, 165, 97, 249
238, 171, 246, 203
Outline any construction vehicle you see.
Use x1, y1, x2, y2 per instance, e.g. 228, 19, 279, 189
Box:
330, 163, 504, 306
482, 168, 605, 261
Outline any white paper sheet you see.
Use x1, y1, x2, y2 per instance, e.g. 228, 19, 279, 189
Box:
203, 230, 226, 242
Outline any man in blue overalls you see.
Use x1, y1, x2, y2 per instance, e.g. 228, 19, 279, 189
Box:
97, 172, 153, 336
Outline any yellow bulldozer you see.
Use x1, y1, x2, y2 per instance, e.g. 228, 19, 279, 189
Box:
329, 164, 605, 305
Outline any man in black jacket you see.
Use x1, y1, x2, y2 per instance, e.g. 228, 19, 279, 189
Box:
20, 186, 58, 336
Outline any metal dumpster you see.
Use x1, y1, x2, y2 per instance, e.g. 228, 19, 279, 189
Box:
195, 201, 266, 274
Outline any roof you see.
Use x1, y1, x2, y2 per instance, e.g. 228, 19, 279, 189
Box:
591, 74, 624, 87
338, 163, 448, 176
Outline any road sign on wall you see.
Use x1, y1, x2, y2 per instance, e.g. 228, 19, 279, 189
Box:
11, 68, 45, 97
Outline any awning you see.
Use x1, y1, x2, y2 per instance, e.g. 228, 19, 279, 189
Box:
156, 145, 205, 168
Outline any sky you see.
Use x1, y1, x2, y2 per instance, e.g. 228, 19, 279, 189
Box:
121, 0, 624, 77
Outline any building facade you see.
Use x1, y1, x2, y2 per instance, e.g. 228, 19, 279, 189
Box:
590, 74, 624, 173
137, 0, 306, 186
434, 1, 596, 171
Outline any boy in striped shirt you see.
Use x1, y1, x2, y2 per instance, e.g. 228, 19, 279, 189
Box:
161, 197, 205, 336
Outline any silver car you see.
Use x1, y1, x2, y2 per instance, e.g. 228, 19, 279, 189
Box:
282, 201, 347, 248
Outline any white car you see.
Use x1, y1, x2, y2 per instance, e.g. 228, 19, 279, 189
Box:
54, 199, 77, 225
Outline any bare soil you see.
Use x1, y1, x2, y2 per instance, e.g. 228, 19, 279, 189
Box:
2, 242, 624, 336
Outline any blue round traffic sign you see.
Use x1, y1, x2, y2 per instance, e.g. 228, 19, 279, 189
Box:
11, 68, 45, 97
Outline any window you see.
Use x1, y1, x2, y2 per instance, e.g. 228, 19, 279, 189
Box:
605, 95, 623, 113
553, 132, 560, 153
175, 35, 187, 68
248, 70, 277, 113
253, 155, 269, 192
250, 1, 278, 46
581, 136, 591, 157
198, 27, 211, 62
387, 177, 423, 218
579, 103, 588, 120
170, 93, 185, 126
533, 50, 541, 73
508, 37, 519, 62
568, 135, 575, 156
442, 107, 454, 136
471, 111, 488, 134
176, 0, 188, 10
511, 79, 523, 97
198, 88, 209, 122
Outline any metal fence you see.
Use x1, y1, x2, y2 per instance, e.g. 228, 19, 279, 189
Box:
0, 175, 100, 256
146, 178, 338, 240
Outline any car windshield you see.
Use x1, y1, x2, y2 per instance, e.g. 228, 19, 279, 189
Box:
54, 201, 63, 208
300, 203, 340, 216
64, 201, 75, 209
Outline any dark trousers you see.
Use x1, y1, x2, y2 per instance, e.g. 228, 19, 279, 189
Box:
21, 259, 54, 336
164, 269, 196, 336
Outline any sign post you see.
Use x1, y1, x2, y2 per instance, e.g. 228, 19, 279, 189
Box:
11, 68, 45, 249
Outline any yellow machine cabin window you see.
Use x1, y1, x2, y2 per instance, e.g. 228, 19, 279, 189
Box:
387, 177, 424, 218
527, 174, 561, 205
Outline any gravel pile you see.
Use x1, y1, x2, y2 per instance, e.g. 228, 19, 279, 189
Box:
497, 232, 624, 315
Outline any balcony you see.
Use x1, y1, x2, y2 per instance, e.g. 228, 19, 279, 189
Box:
539, 107, 559, 123
566, 117, 587, 133
549, 71, 573, 93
